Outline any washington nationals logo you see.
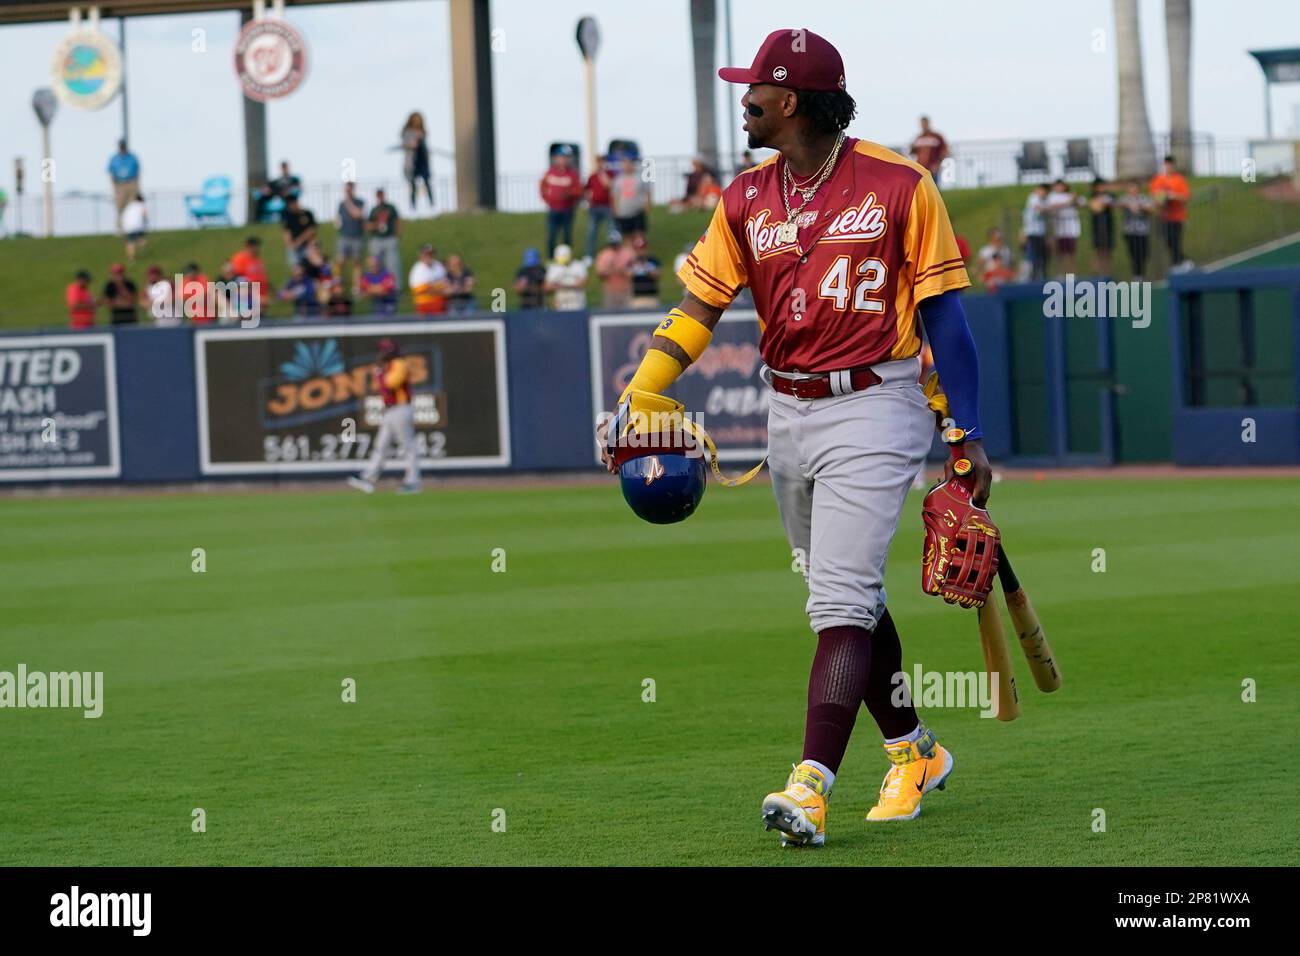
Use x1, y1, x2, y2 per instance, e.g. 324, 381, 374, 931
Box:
234, 18, 308, 102
644, 456, 666, 484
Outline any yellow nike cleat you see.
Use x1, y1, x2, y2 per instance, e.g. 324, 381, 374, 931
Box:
761, 763, 829, 847
865, 726, 953, 822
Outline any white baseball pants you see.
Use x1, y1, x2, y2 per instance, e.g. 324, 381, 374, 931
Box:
361, 403, 420, 485
766, 356, 934, 634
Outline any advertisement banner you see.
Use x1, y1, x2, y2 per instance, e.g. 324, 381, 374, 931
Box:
0, 334, 120, 481
195, 322, 510, 475
589, 311, 767, 464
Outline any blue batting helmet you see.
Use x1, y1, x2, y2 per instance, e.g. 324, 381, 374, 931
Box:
607, 394, 707, 524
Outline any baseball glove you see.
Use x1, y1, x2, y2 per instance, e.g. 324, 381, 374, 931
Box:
921, 474, 1000, 609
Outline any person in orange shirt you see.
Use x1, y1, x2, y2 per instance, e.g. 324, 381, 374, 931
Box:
66, 270, 97, 328
347, 337, 421, 494
1149, 154, 1191, 271
230, 236, 268, 319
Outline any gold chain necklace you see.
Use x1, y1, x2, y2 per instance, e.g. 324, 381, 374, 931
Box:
777, 132, 845, 244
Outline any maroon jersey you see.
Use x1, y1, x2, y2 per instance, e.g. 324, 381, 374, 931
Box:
676, 138, 969, 373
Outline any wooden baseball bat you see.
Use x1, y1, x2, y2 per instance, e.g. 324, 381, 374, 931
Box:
976, 600, 1020, 722
996, 545, 1061, 693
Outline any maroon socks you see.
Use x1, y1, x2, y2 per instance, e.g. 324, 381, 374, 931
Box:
801, 608, 920, 773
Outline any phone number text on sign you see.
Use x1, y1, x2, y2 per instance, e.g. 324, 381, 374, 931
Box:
262, 430, 447, 463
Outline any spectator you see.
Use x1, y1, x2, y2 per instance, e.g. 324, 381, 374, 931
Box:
230, 236, 269, 307
270, 161, 302, 200
360, 255, 398, 314
367, 188, 403, 290
1150, 155, 1192, 272
445, 254, 477, 314
325, 278, 354, 317
595, 231, 635, 309
955, 233, 971, 264
281, 194, 317, 269
1022, 183, 1050, 281
143, 265, 176, 326
540, 148, 583, 256
277, 264, 319, 319
1119, 180, 1154, 280
301, 238, 329, 279
735, 150, 756, 175
611, 156, 652, 241
696, 172, 722, 209
180, 263, 212, 324
909, 116, 949, 187
628, 236, 660, 308
107, 140, 140, 233
101, 263, 139, 325
976, 227, 1012, 277
121, 193, 148, 264
583, 156, 613, 262
66, 270, 96, 329
1044, 179, 1083, 276
336, 182, 367, 287
514, 247, 547, 309
255, 161, 301, 222
674, 157, 718, 211
544, 244, 588, 311
981, 252, 1016, 292
214, 261, 242, 324
409, 244, 449, 315
401, 112, 435, 211
1088, 177, 1116, 275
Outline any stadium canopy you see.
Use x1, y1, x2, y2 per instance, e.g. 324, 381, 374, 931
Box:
1247, 48, 1300, 138
5, 0, 497, 211
0, 1, 357, 25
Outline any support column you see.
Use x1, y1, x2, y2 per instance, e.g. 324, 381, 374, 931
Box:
241, 8, 269, 222
449, 0, 497, 210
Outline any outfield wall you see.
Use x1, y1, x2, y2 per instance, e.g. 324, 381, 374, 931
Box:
2, 274, 1296, 484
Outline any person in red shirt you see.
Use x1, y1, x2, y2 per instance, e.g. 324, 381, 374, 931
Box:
65, 270, 97, 328
981, 251, 1016, 291
583, 155, 613, 262
539, 148, 583, 257
599, 28, 987, 845
909, 116, 950, 188
1149, 154, 1192, 271
230, 235, 269, 320
179, 262, 213, 324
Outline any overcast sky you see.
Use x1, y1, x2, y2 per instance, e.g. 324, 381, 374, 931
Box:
2, 0, 1297, 196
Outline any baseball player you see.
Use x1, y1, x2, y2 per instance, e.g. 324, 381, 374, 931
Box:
348, 337, 422, 495
599, 28, 991, 846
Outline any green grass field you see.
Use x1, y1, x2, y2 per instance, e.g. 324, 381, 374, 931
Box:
4, 175, 1299, 331
1, 477, 1297, 866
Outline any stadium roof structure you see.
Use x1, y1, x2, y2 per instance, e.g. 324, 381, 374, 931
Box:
9, 0, 497, 211
0, 0, 378, 25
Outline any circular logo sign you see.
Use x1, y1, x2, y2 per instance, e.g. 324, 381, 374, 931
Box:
745, 185, 758, 199
51, 30, 122, 110
234, 18, 308, 102
772, 65, 787, 81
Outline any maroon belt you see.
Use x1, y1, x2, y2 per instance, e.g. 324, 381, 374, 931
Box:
768, 367, 882, 400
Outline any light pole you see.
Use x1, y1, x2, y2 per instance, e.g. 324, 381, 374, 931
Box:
576, 17, 600, 174
32, 88, 57, 238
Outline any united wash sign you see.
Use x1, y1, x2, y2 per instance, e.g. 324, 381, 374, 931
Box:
0, 334, 121, 481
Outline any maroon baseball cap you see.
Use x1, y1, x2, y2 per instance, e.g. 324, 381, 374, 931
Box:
718, 28, 846, 92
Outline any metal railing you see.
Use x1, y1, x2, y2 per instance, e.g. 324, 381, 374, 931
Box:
0, 135, 1280, 239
